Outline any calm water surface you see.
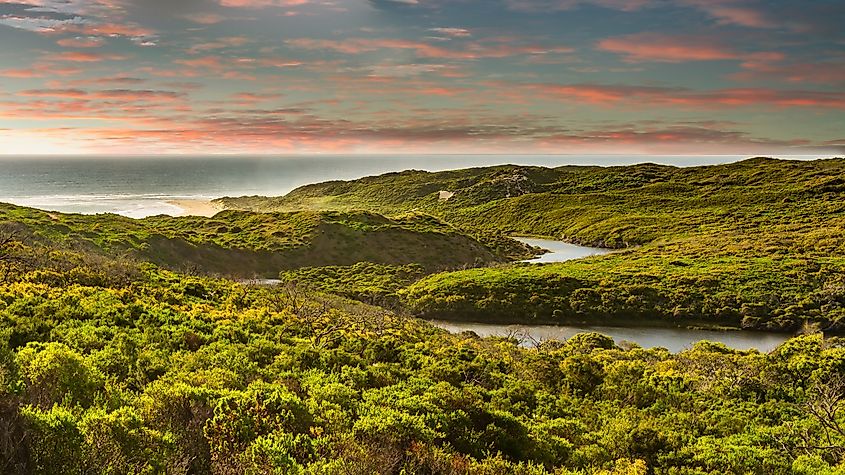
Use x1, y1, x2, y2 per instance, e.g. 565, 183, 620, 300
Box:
432, 320, 791, 353
436, 239, 788, 352
514, 237, 612, 263
248, 276, 791, 351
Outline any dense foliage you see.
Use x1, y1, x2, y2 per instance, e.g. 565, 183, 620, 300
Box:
0, 250, 844, 474
221, 158, 845, 331
279, 262, 426, 310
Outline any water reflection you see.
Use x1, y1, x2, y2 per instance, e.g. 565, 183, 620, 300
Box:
432, 320, 791, 353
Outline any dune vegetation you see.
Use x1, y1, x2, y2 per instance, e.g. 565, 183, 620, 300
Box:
1, 236, 845, 473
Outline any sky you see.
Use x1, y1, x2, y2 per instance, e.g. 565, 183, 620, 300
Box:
0, 0, 843, 155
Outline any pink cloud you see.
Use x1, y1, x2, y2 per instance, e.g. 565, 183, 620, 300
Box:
703, 5, 774, 28
47, 51, 127, 62
218, 0, 308, 8
170, 56, 258, 81
504, 0, 652, 12
231, 92, 284, 102
35, 21, 157, 43
526, 83, 845, 109
18, 88, 185, 101
735, 60, 845, 86
186, 13, 227, 25
19, 89, 89, 99
597, 33, 774, 63
91, 90, 186, 101
505, 0, 778, 29
0, 69, 46, 79
429, 27, 472, 38
680, 0, 775, 28
64, 76, 147, 86
14, 113, 822, 156
188, 37, 251, 53
56, 37, 106, 48
259, 58, 304, 68
287, 37, 573, 59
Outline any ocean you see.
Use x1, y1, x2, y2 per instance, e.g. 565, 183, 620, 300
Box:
0, 154, 820, 218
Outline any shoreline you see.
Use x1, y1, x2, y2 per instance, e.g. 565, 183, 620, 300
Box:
167, 199, 224, 217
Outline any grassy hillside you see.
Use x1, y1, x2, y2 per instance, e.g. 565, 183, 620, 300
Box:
0, 204, 530, 278
216, 164, 566, 215
218, 158, 845, 331
218, 158, 845, 249
1, 242, 844, 474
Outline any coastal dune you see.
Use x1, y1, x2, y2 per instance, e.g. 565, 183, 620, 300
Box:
166, 199, 224, 217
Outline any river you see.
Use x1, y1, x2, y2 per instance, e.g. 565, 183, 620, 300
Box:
433, 237, 791, 352
514, 237, 613, 263
431, 320, 790, 353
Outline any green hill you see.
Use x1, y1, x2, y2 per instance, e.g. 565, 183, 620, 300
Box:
218, 158, 845, 331
217, 157, 845, 250
0, 204, 530, 278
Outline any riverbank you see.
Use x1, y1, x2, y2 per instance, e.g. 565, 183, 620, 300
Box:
422, 311, 756, 333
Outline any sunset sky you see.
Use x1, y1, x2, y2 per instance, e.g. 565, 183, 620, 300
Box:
0, 0, 843, 155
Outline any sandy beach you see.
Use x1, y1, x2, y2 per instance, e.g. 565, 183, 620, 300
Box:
167, 199, 224, 217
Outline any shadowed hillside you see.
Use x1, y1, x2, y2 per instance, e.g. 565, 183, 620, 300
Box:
0, 205, 533, 278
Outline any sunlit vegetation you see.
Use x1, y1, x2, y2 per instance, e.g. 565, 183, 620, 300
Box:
1, 158, 845, 473
221, 158, 845, 331
0, 237, 844, 473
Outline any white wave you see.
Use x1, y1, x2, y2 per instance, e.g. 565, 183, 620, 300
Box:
0, 195, 216, 219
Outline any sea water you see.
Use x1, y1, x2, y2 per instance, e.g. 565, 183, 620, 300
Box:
0, 154, 816, 218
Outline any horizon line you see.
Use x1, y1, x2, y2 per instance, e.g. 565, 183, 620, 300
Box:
0, 153, 840, 158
